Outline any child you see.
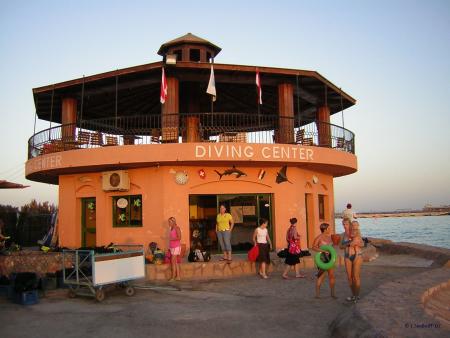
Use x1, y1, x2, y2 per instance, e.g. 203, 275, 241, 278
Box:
348, 223, 363, 262
312, 223, 336, 299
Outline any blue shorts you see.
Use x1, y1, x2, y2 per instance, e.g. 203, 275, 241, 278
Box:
217, 230, 232, 252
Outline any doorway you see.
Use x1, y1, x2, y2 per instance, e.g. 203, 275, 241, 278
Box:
81, 197, 96, 247
189, 194, 273, 253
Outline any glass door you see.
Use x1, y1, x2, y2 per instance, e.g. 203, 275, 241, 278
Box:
81, 198, 96, 247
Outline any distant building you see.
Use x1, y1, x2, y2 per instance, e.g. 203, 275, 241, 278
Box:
423, 205, 450, 212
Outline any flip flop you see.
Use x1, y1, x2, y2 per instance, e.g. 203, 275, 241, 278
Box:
282, 275, 290, 280
295, 275, 306, 278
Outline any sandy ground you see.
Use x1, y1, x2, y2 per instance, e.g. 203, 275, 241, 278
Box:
0, 255, 437, 338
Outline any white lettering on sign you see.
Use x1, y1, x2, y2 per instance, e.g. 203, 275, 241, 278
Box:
27, 155, 63, 173
195, 145, 314, 162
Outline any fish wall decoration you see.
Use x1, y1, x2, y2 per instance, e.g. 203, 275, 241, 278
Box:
215, 166, 247, 180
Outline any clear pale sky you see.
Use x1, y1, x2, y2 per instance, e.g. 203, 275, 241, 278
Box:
0, 0, 449, 212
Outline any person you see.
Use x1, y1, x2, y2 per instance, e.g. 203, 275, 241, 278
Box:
253, 218, 273, 279
282, 218, 306, 279
312, 223, 336, 299
216, 204, 234, 262
346, 221, 364, 302
342, 203, 357, 222
0, 219, 6, 250
339, 218, 354, 300
168, 217, 181, 281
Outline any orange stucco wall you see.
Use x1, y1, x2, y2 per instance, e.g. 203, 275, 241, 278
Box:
58, 164, 336, 251
26, 143, 356, 251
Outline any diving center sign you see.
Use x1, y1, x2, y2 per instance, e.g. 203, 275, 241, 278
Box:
195, 144, 314, 161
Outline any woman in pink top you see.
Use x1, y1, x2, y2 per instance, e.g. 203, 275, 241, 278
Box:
168, 217, 181, 281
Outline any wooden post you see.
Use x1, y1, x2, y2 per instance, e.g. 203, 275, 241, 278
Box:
161, 77, 179, 142
61, 97, 77, 142
277, 83, 294, 144
316, 105, 331, 147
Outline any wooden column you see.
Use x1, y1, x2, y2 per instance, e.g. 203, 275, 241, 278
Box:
161, 77, 179, 142
278, 83, 294, 144
61, 97, 77, 141
316, 105, 331, 147
186, 84, 201, 142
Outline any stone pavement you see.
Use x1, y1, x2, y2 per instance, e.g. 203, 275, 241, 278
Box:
1, 263, 445, 338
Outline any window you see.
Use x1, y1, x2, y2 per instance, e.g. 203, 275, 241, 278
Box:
173, 49, 182, 61
189, 48, 200, 62
318, 194, 328, 221
113, 195, 142, 227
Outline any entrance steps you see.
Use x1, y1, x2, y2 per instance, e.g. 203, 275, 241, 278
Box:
145, 253, 350, 281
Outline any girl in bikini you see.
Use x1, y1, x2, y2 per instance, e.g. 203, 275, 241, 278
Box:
312, 223, 336, 299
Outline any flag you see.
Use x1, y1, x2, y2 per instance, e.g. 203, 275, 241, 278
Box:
160, 67, 167, 104
198, 169, 206, 179
256, 70, 262, 105
206, 64, 216, 102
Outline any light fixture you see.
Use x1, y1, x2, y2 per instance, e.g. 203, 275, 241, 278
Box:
165, 54, 177, 65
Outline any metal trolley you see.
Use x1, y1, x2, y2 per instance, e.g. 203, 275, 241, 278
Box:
62, 245, 145, 302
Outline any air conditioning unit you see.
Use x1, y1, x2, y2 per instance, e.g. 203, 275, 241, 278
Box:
102, 170, 130, 191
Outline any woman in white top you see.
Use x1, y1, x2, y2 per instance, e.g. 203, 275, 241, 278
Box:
253, 218, 273, 279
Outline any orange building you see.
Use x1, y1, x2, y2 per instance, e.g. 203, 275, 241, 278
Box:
25, 33, 357, 253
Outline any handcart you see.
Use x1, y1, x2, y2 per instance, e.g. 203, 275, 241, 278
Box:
62, 245, 145, 302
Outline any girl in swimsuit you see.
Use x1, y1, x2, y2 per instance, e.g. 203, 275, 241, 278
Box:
312, 223, 336, 299
348, 225, 363, 261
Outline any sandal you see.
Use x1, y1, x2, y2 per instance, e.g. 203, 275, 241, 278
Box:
295, 274, 306, 278
282, 275, 290, 280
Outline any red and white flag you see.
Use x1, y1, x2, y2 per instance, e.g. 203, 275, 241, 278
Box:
160, 67, 167, 104
206, 64, 217, 102
256, 70, 262, 105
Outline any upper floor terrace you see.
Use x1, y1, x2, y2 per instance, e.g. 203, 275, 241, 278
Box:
26, 33, 357, 183
28, 112, 355, 159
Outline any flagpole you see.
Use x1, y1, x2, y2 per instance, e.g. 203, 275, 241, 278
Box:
257, 71, 261, 128
211, 58, 214, 115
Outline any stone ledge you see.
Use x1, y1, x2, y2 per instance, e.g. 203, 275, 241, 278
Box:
422, 279, 450, 329
374, 242, 450, 267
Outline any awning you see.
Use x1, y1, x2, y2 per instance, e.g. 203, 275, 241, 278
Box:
0, 180, 30, 189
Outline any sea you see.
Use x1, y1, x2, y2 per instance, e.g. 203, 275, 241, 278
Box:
335, 215, 450, 249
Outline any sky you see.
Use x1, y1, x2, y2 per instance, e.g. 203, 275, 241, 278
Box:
0, 0, 449, 212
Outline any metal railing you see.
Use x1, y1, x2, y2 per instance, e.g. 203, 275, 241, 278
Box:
27, 113, 355, 159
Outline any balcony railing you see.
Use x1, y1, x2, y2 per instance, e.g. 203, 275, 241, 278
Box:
27, 113, 355, 159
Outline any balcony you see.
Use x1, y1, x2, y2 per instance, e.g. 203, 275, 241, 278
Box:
27, 113, 355, 159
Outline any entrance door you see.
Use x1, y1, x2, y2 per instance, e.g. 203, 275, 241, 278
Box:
189, 194, 273, 253
81, 198, 96, 247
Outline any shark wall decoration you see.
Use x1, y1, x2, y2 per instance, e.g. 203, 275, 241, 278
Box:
215, 166, 247, 180
276, 165, 293, 184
